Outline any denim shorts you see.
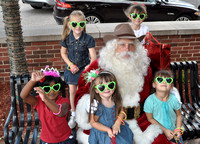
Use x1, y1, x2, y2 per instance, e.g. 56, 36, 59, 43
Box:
39, 135, 76, 144
64, 65, 85, 85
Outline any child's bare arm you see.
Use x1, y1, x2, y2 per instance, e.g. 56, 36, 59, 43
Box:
60, 46, 71, 65
33, 86, 69, 117
85, 48, 96, 70
112, 110, 125, 135
175, 109, 182, 128
90, 114, 114, 138
61, 46, 79, 74
145, 112, 174, 140
20, 71, 44, 106
174, 109, 182, 139
89, 48, 96, 63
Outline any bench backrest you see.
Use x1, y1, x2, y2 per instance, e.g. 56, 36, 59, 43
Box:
170, 61, 200, 140
170, 61, 199, 105
4, 72, 65, 144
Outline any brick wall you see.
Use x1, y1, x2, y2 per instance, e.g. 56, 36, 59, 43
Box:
0, 35, 200, 82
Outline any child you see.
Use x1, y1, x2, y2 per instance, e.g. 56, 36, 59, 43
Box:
144, 70, 183, 144
60, 10, 97, 128
20, 66, 76, 144
85, 70, 134, 144
125, 3, 149, 44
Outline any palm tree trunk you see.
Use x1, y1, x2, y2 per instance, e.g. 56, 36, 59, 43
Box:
0, 0, 28, 76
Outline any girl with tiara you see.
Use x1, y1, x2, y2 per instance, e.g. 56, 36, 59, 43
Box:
20, 66, 76, 144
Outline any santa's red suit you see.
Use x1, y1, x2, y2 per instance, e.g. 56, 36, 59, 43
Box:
74, 40, 170, 144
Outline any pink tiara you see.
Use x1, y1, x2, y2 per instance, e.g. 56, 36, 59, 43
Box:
40, 65, 60, 77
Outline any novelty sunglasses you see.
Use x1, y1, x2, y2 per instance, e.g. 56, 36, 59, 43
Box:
155, 77, 173, 84
130, 13, 146, 20
40, 83, 61, 94
95, 81, 116, 92
70, 21, 86, 28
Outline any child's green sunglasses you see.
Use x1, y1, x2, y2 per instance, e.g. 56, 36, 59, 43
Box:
70, 21, 86, 28
155, 77, 173, 84
130, 13, 146, 20
95, 81, 116, 92
40, 83, 61, 94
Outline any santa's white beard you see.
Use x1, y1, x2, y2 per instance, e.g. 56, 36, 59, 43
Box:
98, 39, 150, 107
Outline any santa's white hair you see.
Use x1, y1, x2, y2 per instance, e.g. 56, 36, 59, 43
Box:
98, 39, 150, 107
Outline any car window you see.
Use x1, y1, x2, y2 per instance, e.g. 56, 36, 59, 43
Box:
116, 0, 156, 3
147, 0, 155, 2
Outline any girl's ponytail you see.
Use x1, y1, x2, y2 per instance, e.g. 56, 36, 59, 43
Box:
62, 16, 70, 41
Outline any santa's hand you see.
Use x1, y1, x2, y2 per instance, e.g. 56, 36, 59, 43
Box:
84, 64, 90, 70
34, 87, 47, 101
107, 128, 115, 138
164, 129, 174, 140
112, 124, 120, 135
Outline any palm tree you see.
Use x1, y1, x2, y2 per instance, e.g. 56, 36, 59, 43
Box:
0, 0, 28, 76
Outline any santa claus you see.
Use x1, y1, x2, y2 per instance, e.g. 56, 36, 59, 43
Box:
74, 23, 170, 144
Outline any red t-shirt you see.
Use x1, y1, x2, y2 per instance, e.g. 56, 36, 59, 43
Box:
33, 95, 71, 143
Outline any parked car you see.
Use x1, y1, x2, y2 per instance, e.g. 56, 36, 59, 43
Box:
53, 0, 200, 25
181, 0, 200, 10
22, 0, 54, 9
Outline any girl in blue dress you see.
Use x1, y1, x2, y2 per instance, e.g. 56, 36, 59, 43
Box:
60, 10, 97, 128
144, 70, 183, 144
85, 70, 134, 144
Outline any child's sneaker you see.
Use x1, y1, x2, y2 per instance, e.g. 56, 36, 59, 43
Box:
68, 116, 76, 129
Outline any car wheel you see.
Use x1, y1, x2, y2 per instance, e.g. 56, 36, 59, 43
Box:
85, 15, 102, 24
31, 5, 43, 9
176, 15, 191, 21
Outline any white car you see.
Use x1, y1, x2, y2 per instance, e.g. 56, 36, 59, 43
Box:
181, 0, 200, 9
22, 0, 54, 9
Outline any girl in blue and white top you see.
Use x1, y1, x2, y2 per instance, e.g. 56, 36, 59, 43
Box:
60, 10, 97, 129
144, 70, 184, 144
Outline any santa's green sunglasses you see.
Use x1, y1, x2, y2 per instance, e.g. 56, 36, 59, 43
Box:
95, 81, 116, 92
70, 21, 86, 28
155, 77, 173, 84
40, 83, 61, 94
130, 13, 146, 20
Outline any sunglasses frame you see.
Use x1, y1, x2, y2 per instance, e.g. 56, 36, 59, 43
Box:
70, 21, 86, 28
155, 77, 173, 84
130, 13, 146, 20
40, 83, 61, 94
95, 81, 116, 92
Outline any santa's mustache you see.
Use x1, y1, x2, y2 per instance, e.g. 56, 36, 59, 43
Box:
115, 51, 138, 60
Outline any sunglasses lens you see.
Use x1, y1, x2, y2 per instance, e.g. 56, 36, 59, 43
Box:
79, 22, 86, 28
166, 78, 173, 84
131, 13, 137, 19
53, 84, 60, 91
156, 77, 164, 83
108, 82, 115, 90
43, 87, 51, 93
71, 22, 77, 28
139, 14, 145, 20
97, 85, 105, 92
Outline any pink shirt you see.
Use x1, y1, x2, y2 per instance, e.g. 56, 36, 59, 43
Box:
34, 95, 71, 143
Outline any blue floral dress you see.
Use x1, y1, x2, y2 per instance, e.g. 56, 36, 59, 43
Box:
89, 103, 133, 144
